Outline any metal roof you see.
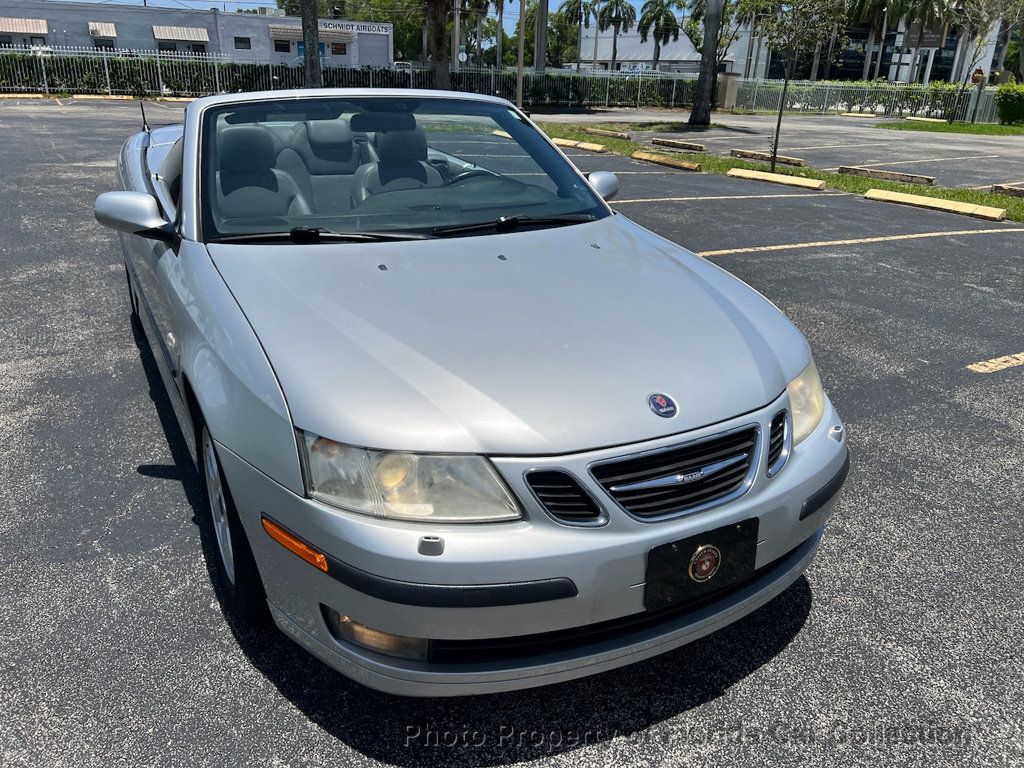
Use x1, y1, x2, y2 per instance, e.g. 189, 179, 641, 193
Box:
151, 25, 210, 43
268, 24, 354, 43
88, 22, 117, 38
0, 17, 48, 35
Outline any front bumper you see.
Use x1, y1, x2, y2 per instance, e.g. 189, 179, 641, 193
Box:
216, 394, 848, 696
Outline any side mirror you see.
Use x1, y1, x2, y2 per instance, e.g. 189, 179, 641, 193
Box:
94, 191, 176, 242
588, 171, 619, 202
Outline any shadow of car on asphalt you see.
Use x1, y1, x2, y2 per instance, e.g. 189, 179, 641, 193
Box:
130, 314, 813, 768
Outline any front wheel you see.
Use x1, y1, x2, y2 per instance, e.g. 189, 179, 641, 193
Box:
201, 426, 268, 623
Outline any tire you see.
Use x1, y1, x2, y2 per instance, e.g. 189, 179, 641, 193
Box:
200, 424, 268, 623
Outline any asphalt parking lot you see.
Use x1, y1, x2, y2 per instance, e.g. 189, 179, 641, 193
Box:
1, 98, 1023, 767
543, 109, 1024, 189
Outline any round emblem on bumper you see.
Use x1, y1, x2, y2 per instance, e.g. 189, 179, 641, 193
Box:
688, 544, 721, 582
648, 392, 678, 418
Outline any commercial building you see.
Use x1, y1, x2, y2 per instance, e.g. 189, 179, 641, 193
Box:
0, 0, 393, 67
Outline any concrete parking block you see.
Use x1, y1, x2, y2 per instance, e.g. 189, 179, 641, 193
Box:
552, 137, 580, 148
575, 141, 608, 153
731, 149, 806, 166
631, 151, 701, 171
585, 127, 631, 139
652, 138, 706, 152
864, 188, 1007, 220
726, 168, 825, 189
839, 166, 935, 185
992, 184, 1024, 198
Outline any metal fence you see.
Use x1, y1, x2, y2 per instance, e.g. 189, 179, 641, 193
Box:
0, 46, 699, 108
734, 78, 999, 123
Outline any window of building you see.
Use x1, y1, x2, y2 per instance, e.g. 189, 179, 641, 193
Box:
331, 42, 347, 55
157, 41, 176, 52
93, 38, 114, 50
234, 36, 250, 50
273, 39, 290, 53
191, 43, 206, 54
0, 35, 12, 48
30, 36, 45, 47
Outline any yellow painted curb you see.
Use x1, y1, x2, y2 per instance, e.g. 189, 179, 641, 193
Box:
491, 129, 511, 139
631, 151, 701, 172
864, 189, 1006, 221
906, 116, 946, 123
841, 112, 878, 118
575, 141, 607, 153
74, 94, 134, 100
552, 137, 580, 148
726, 168, 825, 190
0, 92, 46, 99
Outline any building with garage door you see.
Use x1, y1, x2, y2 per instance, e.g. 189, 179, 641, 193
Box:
0, 0, 393, 67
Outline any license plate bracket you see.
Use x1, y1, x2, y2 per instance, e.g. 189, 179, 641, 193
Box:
644, 518, 759, 612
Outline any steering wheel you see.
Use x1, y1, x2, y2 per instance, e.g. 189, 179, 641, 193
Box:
446, 169, 494, 185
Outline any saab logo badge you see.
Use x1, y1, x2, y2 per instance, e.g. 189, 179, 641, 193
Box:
648, 393, 678, 418
688, 544, 721, 583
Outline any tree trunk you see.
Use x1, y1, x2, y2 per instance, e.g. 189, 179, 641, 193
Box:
823, 23, 838, 79
771, 58, 792, 172
534, 0, 548, 72
592, 0, 601, 69
611, 21, 620, 71
477, 16, 484, 66
810, 41, 822, 81
497, 1, 504, 67
1018, 27, 1024, 81
908, 25, 926, 83
873, 9, 888, 80
300, 0, 322, 87
653, 38, 661, 71
752, 29, 763, 77
426, 0, 450, 89
862, 24, 875, 81
743, 19, 757, 78
689, 0, 722, 125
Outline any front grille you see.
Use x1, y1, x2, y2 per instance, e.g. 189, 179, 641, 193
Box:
526, 470, 602, 523
767, 410, 787, 474
591, 426, 758, 519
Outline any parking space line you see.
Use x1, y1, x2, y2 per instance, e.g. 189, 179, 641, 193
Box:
822, 154, 1000, 171
612, 192, 846, 204
781, 141, 890, 151
698, 227, 1024, 257
966, 352, 1024, 373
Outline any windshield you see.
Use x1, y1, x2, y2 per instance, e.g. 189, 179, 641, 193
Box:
199, 96, 609, 241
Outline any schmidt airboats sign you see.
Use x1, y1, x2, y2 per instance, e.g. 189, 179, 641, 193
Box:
320, 21, 392, 34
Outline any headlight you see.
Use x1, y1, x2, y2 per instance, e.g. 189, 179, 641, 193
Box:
786, 360, 825, 446
299, 432, 521, 523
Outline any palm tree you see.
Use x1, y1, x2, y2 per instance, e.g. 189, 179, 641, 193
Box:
425, 0, 450, 87
850, 0, 887, 79
560, 0, 593, 71
889, 0, 954, 82
638, 0, 684, 71
599, 0, 637, 71
496, 0, 506, 66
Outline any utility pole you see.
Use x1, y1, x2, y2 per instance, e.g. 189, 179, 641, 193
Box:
534, 0, 548, 72
300, 0, 322, 87
516, 8, 526, 106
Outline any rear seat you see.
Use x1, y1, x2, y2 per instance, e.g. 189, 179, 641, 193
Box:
276, 119, 374, 213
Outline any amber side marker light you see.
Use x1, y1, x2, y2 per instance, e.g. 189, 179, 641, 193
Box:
261, 516, 329, 573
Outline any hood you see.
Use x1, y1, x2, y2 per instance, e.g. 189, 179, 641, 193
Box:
208, 215, 809, 455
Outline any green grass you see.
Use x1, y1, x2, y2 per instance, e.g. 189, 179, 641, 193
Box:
876, 120, 1024, 136
537, 121, 1024, 222
581, 121, 722, 134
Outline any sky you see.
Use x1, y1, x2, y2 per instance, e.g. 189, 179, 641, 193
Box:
40, 0, 642, 37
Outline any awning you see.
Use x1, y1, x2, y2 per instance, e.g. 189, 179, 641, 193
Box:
152, 25, 210, 43
268, 25, 354, 44
0, 17, 48, 35
88, 22, 117, 38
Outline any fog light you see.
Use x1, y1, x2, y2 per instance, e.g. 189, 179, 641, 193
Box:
322, 607, 429, 661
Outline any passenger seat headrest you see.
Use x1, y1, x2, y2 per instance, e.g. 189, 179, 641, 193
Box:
306, 119, 354, 149
374, 127, 427, 164
218, 125, 277, 171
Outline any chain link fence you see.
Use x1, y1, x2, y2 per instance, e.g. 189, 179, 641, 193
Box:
734, 78, 998, 123
0, 46, 699, 108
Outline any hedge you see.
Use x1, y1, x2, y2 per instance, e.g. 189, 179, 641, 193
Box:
995, 83, 1024, 124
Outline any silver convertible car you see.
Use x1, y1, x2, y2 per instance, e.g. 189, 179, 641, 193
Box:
95, 89, 849, 696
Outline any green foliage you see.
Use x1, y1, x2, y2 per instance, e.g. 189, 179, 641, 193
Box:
994, 82, 1024, 124
877, 118, 1024, 134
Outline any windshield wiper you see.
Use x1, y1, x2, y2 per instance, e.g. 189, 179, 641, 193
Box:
209, 227, 433, 244
431, 213, 596, 238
